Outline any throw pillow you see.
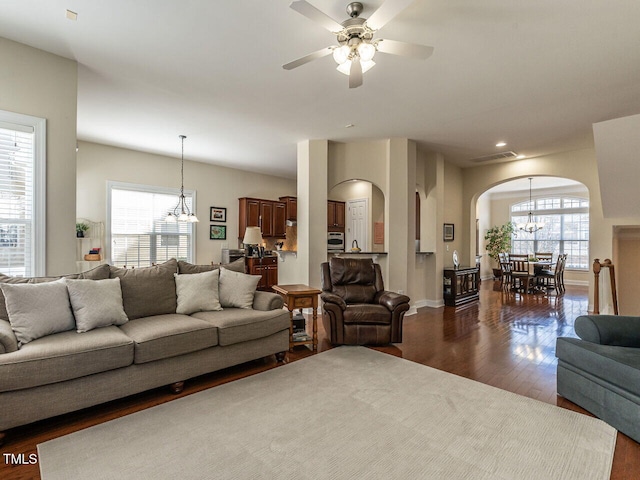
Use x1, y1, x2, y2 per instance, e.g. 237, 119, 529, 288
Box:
109, 258, 178, 320
0, 279, 75, 345
219, 257, 246, 273
174, 269, 223, 314
0, 264, 110, 323
218, 268, 261, 309
65, 278, 129, 332
177, 260, 217, 275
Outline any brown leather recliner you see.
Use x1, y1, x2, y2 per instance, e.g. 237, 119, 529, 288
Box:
321, 257, 410, 345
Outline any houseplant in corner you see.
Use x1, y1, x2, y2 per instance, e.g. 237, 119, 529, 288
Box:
484, 222, 515, 278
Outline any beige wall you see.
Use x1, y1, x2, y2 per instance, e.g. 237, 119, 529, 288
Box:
0, 37, 78, 275
76, 141, 296, 265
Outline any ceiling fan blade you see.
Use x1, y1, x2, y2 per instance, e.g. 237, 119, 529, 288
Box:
375, 39, 434, 59
282, 47, 333, 70
349, 58, 363, 88
366, 0, 415, 31
289, 1, 344, 33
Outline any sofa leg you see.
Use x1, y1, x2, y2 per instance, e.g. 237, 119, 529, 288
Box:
275, 351, 286, 363
169, 381, 185, 394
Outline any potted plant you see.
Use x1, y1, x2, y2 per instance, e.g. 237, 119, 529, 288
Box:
76, 222, 90, 238
484, 222, 515, 278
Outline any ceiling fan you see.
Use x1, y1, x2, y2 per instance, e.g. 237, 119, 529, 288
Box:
283, 0, 433, 88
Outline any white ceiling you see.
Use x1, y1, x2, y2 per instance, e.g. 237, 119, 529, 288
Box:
1, 1, 640, 179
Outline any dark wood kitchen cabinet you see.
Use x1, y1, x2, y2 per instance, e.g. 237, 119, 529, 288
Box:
327, 200, 345, 231
239, 197, 287, 239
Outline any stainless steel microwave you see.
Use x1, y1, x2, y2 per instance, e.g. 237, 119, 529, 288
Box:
328, 232, 345, 251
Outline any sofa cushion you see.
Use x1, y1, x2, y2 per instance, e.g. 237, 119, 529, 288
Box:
0, 326, 133, 392
218, 268, 261, 309
0, 264, 110, 323
175, 270, 222, 314
556, 337, 640, 396
177, 260, 217, 274
66, 278, 129, 332
192, 308, 290, 346
343, 304, 391, 325
177, 257, 246, 275
118, 314, 218, 364
109, 259, 178, 320
0, 279, 75, 346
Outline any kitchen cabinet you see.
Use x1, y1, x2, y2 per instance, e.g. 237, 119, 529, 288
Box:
328, 200, 345, 231
246, 256, 278, 291
239, 197, 287, 238
273, 201, 287, 237
279, 196, 297, 221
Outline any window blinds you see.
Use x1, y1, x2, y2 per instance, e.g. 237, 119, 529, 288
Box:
110, 186, 194, 267
0, 125, 35, 276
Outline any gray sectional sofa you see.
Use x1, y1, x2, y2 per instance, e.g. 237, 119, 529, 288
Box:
0, 259, 290, 443
556, 314, 640, 443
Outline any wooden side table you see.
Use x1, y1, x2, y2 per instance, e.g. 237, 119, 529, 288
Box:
272, 284, 321, 352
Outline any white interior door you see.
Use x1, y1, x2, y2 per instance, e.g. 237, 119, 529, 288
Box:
346, 199, 368, 251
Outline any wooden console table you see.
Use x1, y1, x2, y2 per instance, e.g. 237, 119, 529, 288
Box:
272, 284, 321, 352
443, 267, 480, 307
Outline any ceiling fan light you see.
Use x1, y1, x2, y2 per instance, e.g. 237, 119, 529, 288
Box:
332, 45, 350, 65
361, 59, 376, 74
336, 60, 352, 75
337, 59, 375, 76
357, 42, 376, 62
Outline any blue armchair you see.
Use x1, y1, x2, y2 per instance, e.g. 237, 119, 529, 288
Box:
556, 315, 640, 442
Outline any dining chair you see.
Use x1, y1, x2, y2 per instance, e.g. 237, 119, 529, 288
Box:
538, 253, 567, 294
558, 253, 568, 292
535, 252, 553, 262
499, 259, 512, 290
510, 256, 533, 293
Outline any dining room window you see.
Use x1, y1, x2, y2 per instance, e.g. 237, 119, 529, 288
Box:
511, 196, 589, 269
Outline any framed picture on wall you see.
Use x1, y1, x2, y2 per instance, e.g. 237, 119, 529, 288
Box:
210, 225, 227, 240
443, 223, 454, 242
210, 207, 226, 223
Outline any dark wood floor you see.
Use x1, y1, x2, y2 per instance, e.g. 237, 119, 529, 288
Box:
1, 281, 638, 479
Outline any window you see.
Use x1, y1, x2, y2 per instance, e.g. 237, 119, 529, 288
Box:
0, 111, 46, 277
511, 196, 589, 269
108, 182, 195, 267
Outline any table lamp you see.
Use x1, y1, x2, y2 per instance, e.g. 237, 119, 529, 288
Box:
242, 227, 263, 257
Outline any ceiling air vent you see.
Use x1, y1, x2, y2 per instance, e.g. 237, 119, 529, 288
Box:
470, 151, 519, 163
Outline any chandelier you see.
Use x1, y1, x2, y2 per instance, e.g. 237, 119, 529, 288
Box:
518, 177, 543, 234
165, 135, 199, 223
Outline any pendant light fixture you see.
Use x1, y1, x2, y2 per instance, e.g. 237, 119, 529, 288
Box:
165, 135, 199, 223
518, 177, 543, 234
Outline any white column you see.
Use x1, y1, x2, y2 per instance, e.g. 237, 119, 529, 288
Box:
297, 140, 328, 289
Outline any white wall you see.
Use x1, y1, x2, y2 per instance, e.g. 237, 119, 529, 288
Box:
0, 37, 78, 275
76, 141, 296, 265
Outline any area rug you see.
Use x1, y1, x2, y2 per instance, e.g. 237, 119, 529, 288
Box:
38, 347, 616, 479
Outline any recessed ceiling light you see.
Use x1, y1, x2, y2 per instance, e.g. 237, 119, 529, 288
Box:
345, 124, 355, 128
66, 9, 78, 21
516, 154, 526, 159
496, 141, 507, 147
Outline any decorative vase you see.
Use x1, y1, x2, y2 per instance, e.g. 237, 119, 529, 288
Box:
76, 231, 84, 238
